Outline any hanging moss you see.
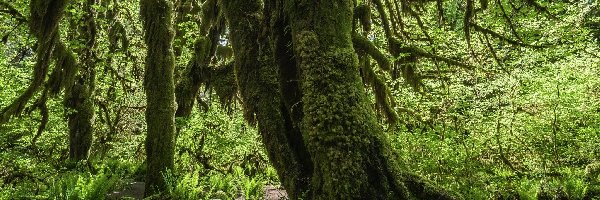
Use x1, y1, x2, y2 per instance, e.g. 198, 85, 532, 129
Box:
175, 36, 212, 117
0, 0, 69, 124
140, 0, 177, 196
47, 42, 79, 96
208, 61, 236, 107
174, 1, 223, 117
353, 4, 372, 33
363, 62, 399, 125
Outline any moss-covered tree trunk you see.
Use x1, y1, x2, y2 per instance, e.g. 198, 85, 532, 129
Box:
140, 0, 177, 196
220, 0, 313, 198
286, 1, 457, 199
65, 0, 98, 162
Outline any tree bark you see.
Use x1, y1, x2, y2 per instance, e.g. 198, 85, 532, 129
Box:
140, 0, 177, 196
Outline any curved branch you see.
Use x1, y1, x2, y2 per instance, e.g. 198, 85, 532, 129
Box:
471, 23, 549, 49
496, 0, 523, 42
523, 0, 558, 20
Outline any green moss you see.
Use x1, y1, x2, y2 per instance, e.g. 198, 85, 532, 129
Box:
209, 61, 236, 107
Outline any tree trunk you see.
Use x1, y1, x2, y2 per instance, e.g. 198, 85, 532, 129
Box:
220, 0, 313, 198
286, 0, 457, 199
140, 0, 177, 196
66, 0, 98, 162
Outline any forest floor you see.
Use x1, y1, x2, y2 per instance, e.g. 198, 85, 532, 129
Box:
105, 183, 288, 200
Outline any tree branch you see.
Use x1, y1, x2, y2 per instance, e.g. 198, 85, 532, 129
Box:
398, 46, 475, 70
0, 1, 27, 23
471, 23, 549, 49
352, 34, 391, 71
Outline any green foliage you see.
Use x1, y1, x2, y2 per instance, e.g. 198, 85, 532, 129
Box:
47, 171, 118, 200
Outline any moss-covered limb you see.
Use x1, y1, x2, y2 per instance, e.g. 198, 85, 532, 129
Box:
199, 0, 218, 35
27, 91, 49, 146
372, 0, 394, 43
397, 46, 475, 70
436, 0, 444, 25
65, 0, 98, 162
220, 0, 313, 198
0, 0, 68, 124
465, 0, 474, 51
522, 0, 557, 20
207, 61, 236, 107
352, 34, 391, 71
496, 0, 522, 42
287, 0, 458, 199
218, 0, 261, 123
175, 36, 212, 117
140, 0, 177, 196
353, 4, 371, 33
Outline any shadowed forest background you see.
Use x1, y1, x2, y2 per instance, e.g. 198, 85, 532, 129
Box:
1, 0, 600, 199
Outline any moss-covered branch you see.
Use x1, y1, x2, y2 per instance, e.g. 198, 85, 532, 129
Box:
352, 34, 391, 71
398, 46, 475, 70
174, 0, 222, 117
471, 23, 549, 49
363, 62, 399, 125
